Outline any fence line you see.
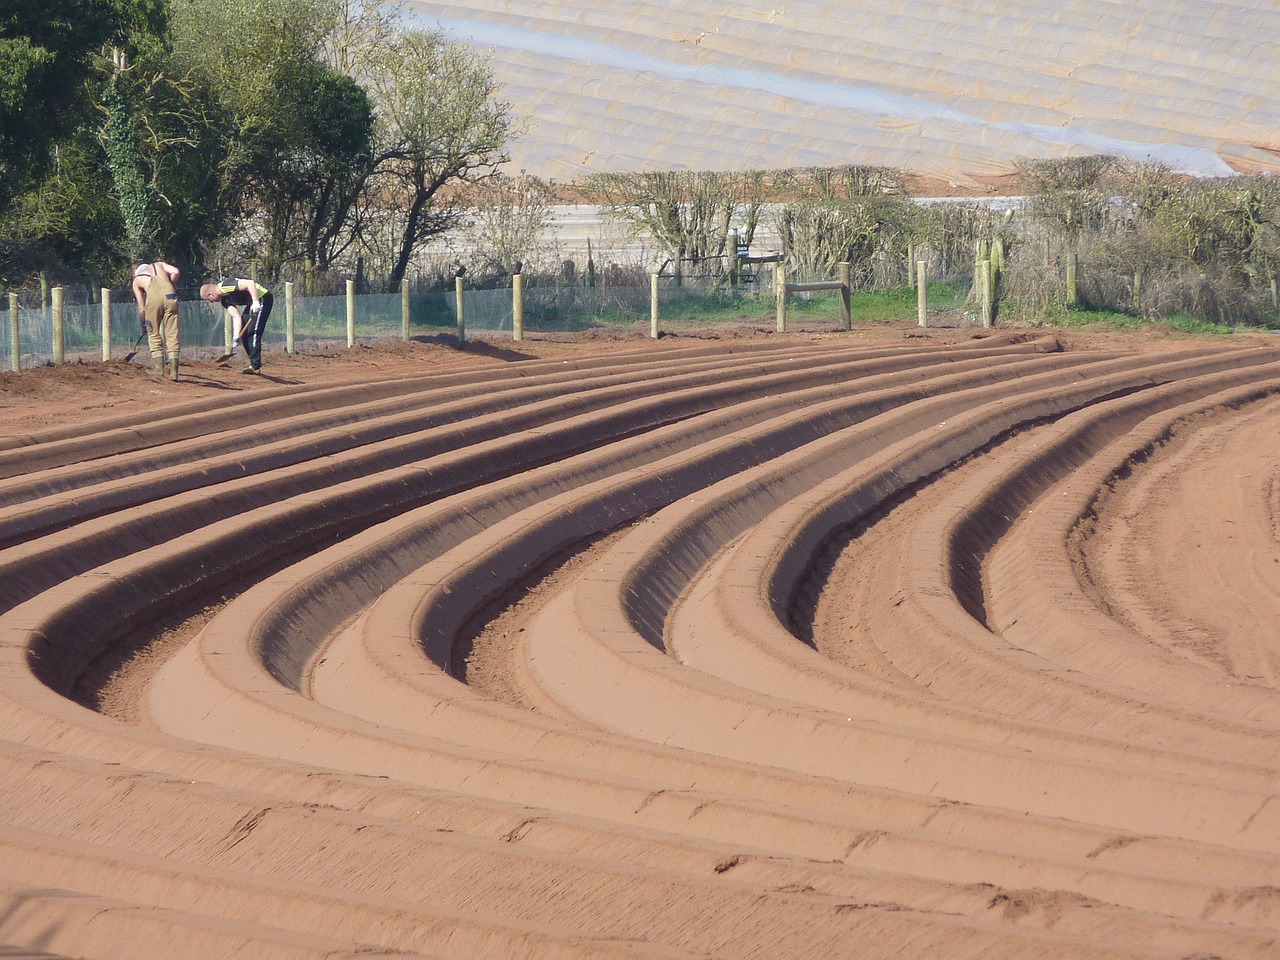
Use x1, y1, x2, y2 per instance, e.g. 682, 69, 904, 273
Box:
2, 268, 956, 371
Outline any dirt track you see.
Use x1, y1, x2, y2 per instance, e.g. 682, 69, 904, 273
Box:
1, 323, 1279, 959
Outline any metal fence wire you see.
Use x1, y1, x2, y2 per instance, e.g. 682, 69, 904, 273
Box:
3, 274, 789, 369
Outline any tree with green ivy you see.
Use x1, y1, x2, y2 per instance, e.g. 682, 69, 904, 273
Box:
101, 50, 161, 259
4, 0, 519, 289
95, 0, 228, 265
0, 0, 217, 282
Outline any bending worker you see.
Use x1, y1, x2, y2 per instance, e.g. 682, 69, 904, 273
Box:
132, 260, 182, 379
201, 276, 272, 375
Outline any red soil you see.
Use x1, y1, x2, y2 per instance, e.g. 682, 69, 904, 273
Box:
1, 319, 1279, 959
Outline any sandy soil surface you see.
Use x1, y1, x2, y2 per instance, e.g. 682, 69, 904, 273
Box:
1, 318, 1279, 959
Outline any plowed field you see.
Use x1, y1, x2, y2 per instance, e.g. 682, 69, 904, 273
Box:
2, 322, 1279, 959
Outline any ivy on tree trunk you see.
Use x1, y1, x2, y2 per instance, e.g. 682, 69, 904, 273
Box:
101, 68, 156, 260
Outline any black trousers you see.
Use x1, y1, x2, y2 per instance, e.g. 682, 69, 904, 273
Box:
239, 292, 272, 369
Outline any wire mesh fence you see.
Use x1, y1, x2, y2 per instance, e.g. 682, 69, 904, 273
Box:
0, 263, 978, 372
1, 274, 799, 370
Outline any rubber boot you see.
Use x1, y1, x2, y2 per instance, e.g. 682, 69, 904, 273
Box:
151, 355, 165, 375
167, 357, 179, 381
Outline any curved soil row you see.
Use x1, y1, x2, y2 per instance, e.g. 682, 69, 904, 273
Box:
1, 327, 1278, 959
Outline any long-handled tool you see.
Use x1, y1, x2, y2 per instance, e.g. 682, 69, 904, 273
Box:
213, 339, 238, 364
122, 330, 148, 363
215, 311, 253, 364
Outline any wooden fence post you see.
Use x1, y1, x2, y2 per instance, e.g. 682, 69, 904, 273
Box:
776, 263, 787, 333
917, 260, 928, 327
346, 279, 355, 347
52, 286, 64, 364
973, 239, 987, 298
101, 288, 111, 360
401, 277, 410, 342
838, 262, 851, 331
455, 276, 465, 343
285, 281, 295, 354
513, 273, 524, 341
8, 293, 18, 372
731, 228, 743, 281
981, 259, 993, 328
1066, 250, 1078, 306
650, 273, 660, 339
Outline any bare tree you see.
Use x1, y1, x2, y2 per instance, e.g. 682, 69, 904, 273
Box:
456, 172, 559, 279
1015, 154, 1118, 245
361, 27, 515, 287
322, 0, 401, 78
771, 165, 916, 285
579, 169, 770, 282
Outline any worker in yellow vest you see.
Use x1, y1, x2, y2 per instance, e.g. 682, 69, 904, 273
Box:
200, 276, 272, 374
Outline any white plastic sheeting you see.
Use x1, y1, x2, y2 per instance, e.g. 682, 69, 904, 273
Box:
403, 0, 1280, 183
